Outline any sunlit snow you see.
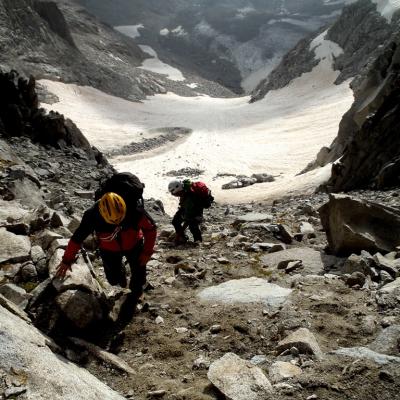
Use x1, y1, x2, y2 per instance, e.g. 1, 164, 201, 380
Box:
40, 36, 353, 213
115, 24, 144, 39
138, 45, 185, 81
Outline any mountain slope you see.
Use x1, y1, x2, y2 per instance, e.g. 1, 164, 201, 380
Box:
251, 0, 398, 102
0, 0, 233, 100
77, 0, 349, 93
325, 30, 400, 191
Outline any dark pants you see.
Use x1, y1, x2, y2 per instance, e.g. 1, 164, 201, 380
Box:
99, 240, 146, 300
172, 210, 202, 242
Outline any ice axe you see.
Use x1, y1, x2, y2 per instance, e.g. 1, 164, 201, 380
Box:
81, 246, 98, 280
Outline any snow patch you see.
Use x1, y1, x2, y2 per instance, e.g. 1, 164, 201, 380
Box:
371, 0, 400, 22
171, 26, 187, 36
310, 30, 343, 63
186, 83, 198, 89
115, 24, 144, 39
138, 45, 185, 81
160, 28, 169, 36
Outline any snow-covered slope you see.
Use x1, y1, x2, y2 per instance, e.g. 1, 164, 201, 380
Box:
40, 34, 353, 212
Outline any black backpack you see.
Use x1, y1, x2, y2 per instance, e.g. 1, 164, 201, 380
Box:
95, 172, 145, 210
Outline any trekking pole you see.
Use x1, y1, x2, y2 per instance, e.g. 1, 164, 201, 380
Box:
81, 247, 98, 280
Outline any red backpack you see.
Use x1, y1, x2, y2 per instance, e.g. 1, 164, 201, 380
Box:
190, 181, 214, 208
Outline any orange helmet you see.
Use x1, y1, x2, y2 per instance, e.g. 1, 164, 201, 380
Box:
98, 192, 126, 225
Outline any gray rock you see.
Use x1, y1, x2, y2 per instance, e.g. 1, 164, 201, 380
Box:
0, 228, 31, 263
342, 253, 372, 275
299, 222, 314, 235
277, 328, 323, 360
269, 361, 302, 383
369, 325, 400, 356
36, 230, 63, 250
48, 238, 70, 258
30, 245, 46, 264
262, 248, 330, 275
7, 177, 44, 207
0, 283, 30, 306
277, 260, 303, 272
20, 262, 38, 281
74, 190, 94, 199
380, 270, 394, 285
0, 199, 29, 225
0, 306, 125, 399
208, 353, 273, 400
256, 243, 286, 253
332, 347, 400, 365
319, 194, 400, 255
0, 263, 21, 279
50, 212, 64, 228
50, 249, 103, 295
376, 277, 400, 309
233, 213, 273, 226
345, 272, 366, 288
374, 253, 400, 278
56, 289, 104, 329
198, 277, 292, 309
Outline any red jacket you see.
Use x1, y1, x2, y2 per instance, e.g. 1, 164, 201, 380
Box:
62, 202, 156, 266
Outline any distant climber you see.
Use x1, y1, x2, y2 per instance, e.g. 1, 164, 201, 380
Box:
56, 173, 157, 306
168, 179, 214, 245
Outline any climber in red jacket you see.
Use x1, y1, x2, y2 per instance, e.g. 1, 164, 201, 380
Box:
56, 192, 157, 302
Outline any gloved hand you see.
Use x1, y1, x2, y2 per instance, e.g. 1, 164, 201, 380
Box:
55, 261, 72, 278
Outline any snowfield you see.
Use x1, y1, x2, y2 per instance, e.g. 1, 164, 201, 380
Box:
40, 37, 353, 213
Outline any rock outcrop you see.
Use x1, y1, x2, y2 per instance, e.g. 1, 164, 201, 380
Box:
0, 305, 126, 399
324, 31, 400, 191
251, 0, 398, 102
0, 0, 167, 100
0, 70, 105, 162
319, 194, 400, 255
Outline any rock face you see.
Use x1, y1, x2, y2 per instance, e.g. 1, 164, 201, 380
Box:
319, 194, 400, 256
79, 0, 346, 93
0, 305, 125, 400
250, 33, 319, 102
0, 0, 168, 101
326, 0, 397, 86
251, 0, 398, 101
0, 70, 104, 163
324, 31, 400, 191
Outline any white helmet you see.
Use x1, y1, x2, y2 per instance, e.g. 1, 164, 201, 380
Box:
168, 180, 183, 196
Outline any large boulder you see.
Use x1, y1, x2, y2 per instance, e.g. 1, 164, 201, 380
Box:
324, 31, 400, 191
0, 228, 31, 264
208, 353, 273, 400
262, 247, 335, 275
319, 194, 400, 255
198, 277, 292, 310
0, 305, 125, 399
